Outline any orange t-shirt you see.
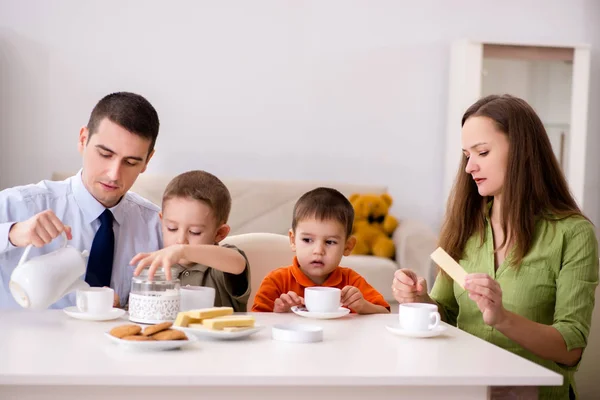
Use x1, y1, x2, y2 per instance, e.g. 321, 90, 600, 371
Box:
251, 257, 390, 312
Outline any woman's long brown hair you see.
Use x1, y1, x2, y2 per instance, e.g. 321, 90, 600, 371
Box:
439, 94, 584, 267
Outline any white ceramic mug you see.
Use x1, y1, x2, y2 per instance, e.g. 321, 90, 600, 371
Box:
399, 303, 440, 331
304, 287, 341, 313
179, 286, 216, 311
76, 287, 114, 314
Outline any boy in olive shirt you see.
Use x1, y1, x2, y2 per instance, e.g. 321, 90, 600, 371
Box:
131, 170, 250, 311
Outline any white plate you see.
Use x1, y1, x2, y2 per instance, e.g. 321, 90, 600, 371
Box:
291, 306, 350, 320
104, 332, 197, 351
174, 324, 264, 340
64, 307, 126, 321
385, 324, 447, 338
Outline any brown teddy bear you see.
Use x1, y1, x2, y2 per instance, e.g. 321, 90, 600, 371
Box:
349, 193, 398, 259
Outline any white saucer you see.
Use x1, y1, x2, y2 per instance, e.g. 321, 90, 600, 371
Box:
291, 306, 350, 320
104, 332, 197, 351
385, 324, 447, 338
64, 307, 125, 321
271, 324, 323, 343
174, 324, 264, 340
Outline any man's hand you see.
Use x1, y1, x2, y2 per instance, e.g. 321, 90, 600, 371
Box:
8, 210, 72, 247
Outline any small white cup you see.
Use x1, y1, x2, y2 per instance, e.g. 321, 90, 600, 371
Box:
180, 286, 216, 312
399, 303, 440, 332
76, 287, 114, 315
304, 287, 341, 313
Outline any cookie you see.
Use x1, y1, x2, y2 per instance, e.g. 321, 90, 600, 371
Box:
151, 329, 188, 341
122, 335, 155, 341
110, 324, 142, 338
142, 322, 173, 336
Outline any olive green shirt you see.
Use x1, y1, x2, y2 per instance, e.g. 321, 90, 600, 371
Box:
430, 214, 598, 399
173, 244, 251, 312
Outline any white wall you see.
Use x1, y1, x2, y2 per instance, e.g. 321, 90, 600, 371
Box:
1, 0, 598, 232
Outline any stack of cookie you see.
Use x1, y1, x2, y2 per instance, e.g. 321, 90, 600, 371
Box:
174, 307, 255, 332
109, 322, 188, 341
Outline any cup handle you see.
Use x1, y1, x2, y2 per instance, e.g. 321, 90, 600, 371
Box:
17, 231, 68, 267
429, 311, 441, 329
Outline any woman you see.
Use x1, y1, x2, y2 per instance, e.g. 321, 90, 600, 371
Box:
392, 94, 598, 399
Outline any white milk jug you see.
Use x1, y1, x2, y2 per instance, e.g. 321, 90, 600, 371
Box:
9, 233, 90, 310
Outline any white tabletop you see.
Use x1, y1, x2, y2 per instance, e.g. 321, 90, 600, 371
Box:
0, 310, 562, 387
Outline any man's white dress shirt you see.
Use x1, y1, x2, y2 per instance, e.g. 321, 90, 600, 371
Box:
0, 170, 162, 309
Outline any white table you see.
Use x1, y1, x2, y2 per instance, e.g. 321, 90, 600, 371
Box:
0, 310, 562, 400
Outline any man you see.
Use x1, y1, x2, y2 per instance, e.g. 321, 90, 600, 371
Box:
0, 92, 163, 309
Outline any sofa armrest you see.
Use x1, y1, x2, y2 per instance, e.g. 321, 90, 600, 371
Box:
393, 219, 438, 290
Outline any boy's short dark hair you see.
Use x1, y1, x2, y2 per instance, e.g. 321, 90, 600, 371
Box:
292, 187, 354, 238
162, 170, 231, 225
87, 92, 160, 156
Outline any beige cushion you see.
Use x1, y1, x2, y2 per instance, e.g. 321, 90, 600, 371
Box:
221, 233, 295, 310
224, 179, 386, 235
52, 172, 386, 235
341, 255, 397, 301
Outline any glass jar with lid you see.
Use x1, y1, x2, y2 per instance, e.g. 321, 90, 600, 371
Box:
128, 269, 180, 324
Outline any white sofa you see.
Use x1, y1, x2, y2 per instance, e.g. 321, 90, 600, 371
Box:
52, 172, 439, 302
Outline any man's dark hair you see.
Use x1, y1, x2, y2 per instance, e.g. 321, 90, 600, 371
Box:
87, 92, 160, 155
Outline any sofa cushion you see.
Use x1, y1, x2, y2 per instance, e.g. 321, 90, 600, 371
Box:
340, 255, 397, 302
52, 172, 387, 236
221, 233, 295, 310
52, 172, 409, 303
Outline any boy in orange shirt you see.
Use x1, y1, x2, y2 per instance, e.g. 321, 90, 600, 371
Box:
252, 187, 390, 314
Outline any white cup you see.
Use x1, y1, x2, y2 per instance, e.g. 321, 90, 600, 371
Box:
304, 287, 341, 313
76, 287, 114, 315
399, 303, 441, 331
180, 286, 216, 311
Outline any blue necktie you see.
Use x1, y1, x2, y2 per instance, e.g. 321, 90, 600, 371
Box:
85, 209, 114, 287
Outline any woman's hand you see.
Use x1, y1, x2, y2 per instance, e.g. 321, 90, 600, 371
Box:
464, 273, 507, 327
392, 269, 429, 304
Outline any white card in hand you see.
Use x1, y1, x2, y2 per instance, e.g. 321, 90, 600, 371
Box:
430, 247, 467, 289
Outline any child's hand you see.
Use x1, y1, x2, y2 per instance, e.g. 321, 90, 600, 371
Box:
341, 285, 366, 313
273, 291, 304, 313
130, 245, 185, 281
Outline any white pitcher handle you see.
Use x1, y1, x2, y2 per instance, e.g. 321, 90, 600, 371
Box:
76, 290, 88, 313
17, 231, 69, 267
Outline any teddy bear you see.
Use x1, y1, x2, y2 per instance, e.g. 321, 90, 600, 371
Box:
348, 193, 399, 259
